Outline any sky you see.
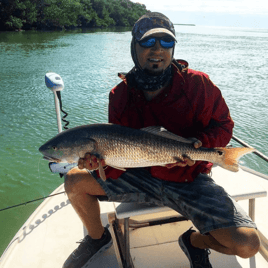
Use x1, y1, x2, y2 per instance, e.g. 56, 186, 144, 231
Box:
135, 0, 268, 28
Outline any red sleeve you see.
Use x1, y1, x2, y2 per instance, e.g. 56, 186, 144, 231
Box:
188, 72, 234, 148
108, 81, 129, 125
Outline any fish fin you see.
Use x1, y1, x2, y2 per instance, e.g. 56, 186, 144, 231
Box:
215, 147, 255, 172
108, 164, 126, 171
78, 138, 98, 159
173, 156, 186, 162
97, 159, 106, 181
141, 126, 192, 143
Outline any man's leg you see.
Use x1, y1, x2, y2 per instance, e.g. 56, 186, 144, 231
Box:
63, 167, 113, 268
163, 174, 260, 267
64, 167, 107, 239
190, 226, 260, 258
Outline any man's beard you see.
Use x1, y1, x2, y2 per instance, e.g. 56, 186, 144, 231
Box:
143, 67, 164, 76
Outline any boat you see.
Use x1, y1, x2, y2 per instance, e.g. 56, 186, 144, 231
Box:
1, 73, 268, 268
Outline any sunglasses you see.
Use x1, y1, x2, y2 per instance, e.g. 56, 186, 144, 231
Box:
138, 36, 175, 49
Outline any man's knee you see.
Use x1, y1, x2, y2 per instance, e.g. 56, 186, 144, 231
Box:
233, 228, 260, 258
64, 167, 91, 194
210, 226, 260, 258
64, 167, 106, 197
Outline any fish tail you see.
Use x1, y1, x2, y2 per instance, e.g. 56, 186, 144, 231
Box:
215, 147, 255, 172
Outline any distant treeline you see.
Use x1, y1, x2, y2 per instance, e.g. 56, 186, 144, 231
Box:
0, 0, 148, 31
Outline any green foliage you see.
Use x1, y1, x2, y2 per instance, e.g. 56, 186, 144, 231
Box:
5, 15, 24, 30
0, 0, 38, 30
0, 0, 148, 31
78, 0, 97, 27
41, 0, 84, 28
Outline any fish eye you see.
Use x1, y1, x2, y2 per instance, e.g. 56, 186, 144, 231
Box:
52, 146, 57, 150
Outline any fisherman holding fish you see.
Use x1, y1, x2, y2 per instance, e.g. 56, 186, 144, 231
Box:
59, 12, 260, 268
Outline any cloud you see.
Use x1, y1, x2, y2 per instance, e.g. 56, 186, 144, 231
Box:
138, 0, 268, 16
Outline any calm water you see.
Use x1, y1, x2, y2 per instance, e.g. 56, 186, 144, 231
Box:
0, 26, 268, 255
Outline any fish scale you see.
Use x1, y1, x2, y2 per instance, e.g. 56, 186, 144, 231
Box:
92, 131, 186, 167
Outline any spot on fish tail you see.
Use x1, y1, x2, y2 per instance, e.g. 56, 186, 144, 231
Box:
217, 150, 224, 156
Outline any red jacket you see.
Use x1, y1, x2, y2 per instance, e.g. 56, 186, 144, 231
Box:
104, 60, 234, 182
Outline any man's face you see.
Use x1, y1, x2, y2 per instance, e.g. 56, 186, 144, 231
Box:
135, 33, 174, 75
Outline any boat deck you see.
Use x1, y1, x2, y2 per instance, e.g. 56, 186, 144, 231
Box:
114, 213, 268, 268
1, 166, 268, 268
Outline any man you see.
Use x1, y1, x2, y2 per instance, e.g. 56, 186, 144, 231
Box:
63, 12, 260, 268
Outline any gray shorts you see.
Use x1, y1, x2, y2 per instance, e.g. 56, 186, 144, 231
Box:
91, 168, 256, 234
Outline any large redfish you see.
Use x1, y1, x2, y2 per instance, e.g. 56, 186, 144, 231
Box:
39, 124, 254, 180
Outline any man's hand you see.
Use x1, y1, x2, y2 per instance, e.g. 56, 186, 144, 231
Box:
165, 137, 202, 168
78, 153, 106, 170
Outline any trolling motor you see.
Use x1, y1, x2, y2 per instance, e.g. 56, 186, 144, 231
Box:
45, 72, 64, 133
45, 72, 75, 174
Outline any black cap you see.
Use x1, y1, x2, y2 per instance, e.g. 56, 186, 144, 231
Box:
132, 12, 176, 42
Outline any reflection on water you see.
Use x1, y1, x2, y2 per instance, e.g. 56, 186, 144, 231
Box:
0, 27, 132, 52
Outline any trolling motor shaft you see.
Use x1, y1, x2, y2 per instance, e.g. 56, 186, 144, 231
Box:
45, 72, 65, 133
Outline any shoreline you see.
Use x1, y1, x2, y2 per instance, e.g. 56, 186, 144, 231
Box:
174, 24, 195, 26
0, 25, 133, 33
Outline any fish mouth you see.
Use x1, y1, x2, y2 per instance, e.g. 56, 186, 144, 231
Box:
43, 156, 61, 163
